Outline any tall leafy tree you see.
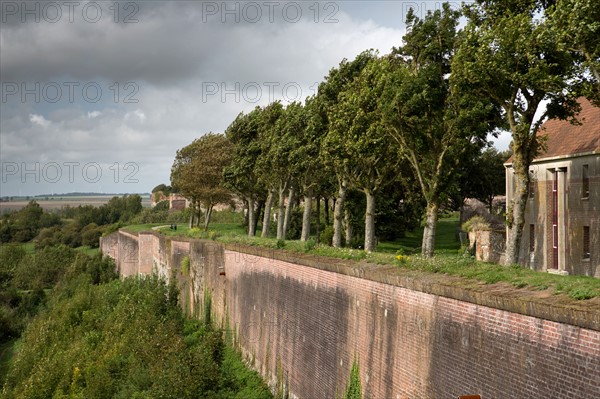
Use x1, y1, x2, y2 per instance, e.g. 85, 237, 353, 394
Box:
452, 0, 583, 265
255, 102, 295, 240
224, 108, 265, 236
330, 56, 399, 252
548, 0, 600, 103
171, 133, 233, 231
380, 4, 495, 257
297, 95, 329, 241
320, 50, 378, 248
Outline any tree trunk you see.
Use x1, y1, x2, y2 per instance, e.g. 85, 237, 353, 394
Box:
315, 196, 321, 243
261, 190, 274, 238
189, 203, 195, 229
253, 199, 264, 235
333, 180, 348, 248
364, 190, 376, 252
247, 197, 256, 237
344, 207, 353, 245
204, 204, 213, 232
196, 207, 202, 228
243, 200, 249, 228
324, 197, 330, 225
422, 201, 439, 257
283, 187, 295, 239
504, 160, 529, 265
301, 189, 313, 241
276, 187, 286, 240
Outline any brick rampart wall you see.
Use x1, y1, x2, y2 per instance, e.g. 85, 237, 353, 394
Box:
101, 231, 600, 399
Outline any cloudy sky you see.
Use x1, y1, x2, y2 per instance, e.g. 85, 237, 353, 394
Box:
0, 0, 508, 196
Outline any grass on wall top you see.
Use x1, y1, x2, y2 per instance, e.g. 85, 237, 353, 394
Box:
122, 219, 600, 301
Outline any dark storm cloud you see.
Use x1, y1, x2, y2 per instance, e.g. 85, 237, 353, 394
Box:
1, 1, 406, 195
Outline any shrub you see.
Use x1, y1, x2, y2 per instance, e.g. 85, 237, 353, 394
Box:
303, 239, 316, 252
345, 359, 362, 399
320, 225, 334, 246
461, 215, 491, 232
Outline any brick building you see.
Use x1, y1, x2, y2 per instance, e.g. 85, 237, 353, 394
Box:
505, 98, 600, 277
150, 191, 189, 210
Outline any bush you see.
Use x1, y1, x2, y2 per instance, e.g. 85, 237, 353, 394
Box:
303, 239, 316, 252
0, 245, 26, 287
2, 276, 271, 399
320, 225, 334, 246
461, 215, 491, 232
12, 245, 78, 290
81, 223, 103, 248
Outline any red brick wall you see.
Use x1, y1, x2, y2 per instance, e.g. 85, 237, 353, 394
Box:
102, 232, 600, 398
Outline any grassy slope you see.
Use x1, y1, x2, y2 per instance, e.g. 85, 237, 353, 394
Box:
0, 340, 17, 384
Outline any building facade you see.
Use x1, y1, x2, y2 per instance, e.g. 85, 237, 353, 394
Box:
505, 98, 599, 277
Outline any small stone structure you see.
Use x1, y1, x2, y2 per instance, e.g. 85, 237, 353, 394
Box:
470, 229, 506, 264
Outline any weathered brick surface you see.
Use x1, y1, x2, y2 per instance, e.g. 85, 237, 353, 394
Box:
102, 231, 600, 399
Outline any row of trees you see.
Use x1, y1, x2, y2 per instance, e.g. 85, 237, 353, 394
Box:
171, 0, 598, 262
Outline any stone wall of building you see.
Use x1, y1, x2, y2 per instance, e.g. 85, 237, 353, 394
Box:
506, 153, 600, 276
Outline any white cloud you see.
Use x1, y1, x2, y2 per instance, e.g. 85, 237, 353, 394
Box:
29, 113, 51, 127
87, 111, 102, 118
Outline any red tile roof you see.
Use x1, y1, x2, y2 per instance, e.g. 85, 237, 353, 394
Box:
535, 97, 600, 160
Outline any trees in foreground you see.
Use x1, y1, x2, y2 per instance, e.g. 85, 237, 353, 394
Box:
170, 1, 597, 260
452, 0, 597, 264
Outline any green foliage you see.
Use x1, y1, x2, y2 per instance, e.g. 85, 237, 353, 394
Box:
0, 245, 26, 289
0, 201, 62, 243
303, 239, 316, 252
0, 248, 117, 343
276, 239, 286, 249
2, 258, 271, 398
171, 133, 234, 230
320, 225, 335, 246
458, 147, 511, 211
345, 359, 362, 399
12, 245, 78, 290
547, 0, 599, 103
181, 256, 190, 277
461, 216, 491, 232
452, 0, 586, 264
152, 184, 173, 195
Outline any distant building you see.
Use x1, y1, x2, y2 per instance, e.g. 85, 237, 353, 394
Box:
150, 191, 189, 210
505, 98, 600, 277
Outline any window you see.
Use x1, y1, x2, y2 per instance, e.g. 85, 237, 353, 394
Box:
583, 226, 591, 259
529, 224, 535, 253
582, 165, 590, 198
529, 179, 535, 199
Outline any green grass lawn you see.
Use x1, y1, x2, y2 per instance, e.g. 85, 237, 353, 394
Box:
122, 223, 167, 232
74, 246, 100, 257
377, 217, 460, 255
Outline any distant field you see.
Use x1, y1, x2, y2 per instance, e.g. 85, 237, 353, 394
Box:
0, 195, 151, 213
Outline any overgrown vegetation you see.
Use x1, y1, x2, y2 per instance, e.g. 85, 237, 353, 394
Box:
2, 274, 271, 398
0, 224, 272, 397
